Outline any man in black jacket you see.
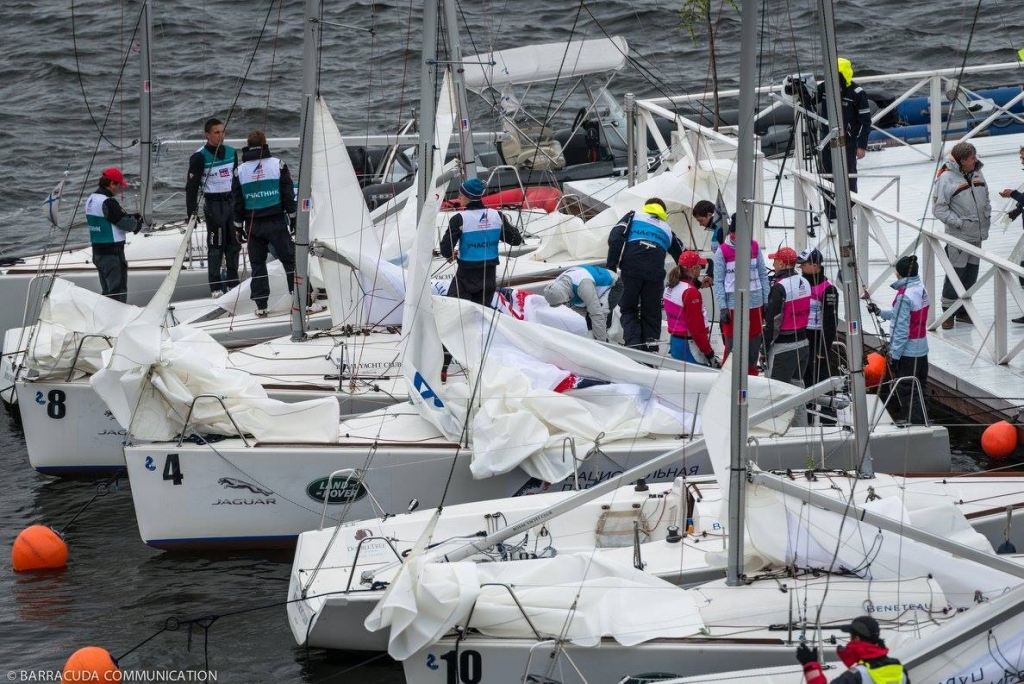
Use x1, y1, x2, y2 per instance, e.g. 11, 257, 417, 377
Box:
607, 197, 684, 352
798, 247, 840, 422
999, 144, 1024, 322
186, 117, 240, 296
231, 130, 296, 316
817, 57, 872, 220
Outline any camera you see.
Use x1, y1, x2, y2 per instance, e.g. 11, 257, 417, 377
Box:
783, 73, 815, 102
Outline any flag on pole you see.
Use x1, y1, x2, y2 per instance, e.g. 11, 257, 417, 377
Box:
42, 176, 67, 227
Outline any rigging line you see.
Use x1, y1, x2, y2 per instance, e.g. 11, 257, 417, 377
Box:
70, 0, 136, 150
261, 0, 287, 133
909, 0, 986, 254
45, 4, 145, 291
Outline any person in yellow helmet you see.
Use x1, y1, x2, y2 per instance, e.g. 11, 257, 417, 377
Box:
607, 197, 684, 352
816, 56, 873, 220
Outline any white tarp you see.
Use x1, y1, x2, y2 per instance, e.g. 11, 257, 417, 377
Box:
699, 363, 1019, 607
208, 261, 292, 318
435, 298, 795, 482
463, 37, 628, 91
365, 552, 704, 661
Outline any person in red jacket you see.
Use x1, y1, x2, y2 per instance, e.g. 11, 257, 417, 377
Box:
663, 251, 720, 367
797, 615, 908, 684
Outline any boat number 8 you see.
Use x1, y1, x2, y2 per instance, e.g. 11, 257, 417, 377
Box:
36, 389, 67, 419
435, 650, 481, 684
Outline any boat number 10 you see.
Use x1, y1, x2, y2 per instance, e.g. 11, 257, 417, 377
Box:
426, 650, 482, 684
144, 453, 184, 485
35, 389, 67, 419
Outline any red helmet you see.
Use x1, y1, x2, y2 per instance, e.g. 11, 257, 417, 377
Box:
678, 251, 708, 268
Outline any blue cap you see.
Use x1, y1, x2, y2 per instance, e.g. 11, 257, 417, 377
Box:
459, 177, 486, 200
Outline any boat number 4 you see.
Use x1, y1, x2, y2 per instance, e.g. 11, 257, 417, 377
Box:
426, 650, 482, 684
143, 453, 184, 485
35, 389, 67, 419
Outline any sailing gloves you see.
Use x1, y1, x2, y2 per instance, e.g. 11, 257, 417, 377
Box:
866, 302, 881, 315
705, 353, 722, 369
795, 643, 819, 666
131, 213, 145, 234
233, 220, 248, 244
719, 310, 731, 325
287, 213, 297, 236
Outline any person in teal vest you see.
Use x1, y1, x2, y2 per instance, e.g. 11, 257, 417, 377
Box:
186, 117, 240, 296
85, 167, 144, 303
231, 130, 296, 316
542, 265, 623, 342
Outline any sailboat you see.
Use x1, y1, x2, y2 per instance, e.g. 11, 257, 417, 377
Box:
115, 0, 957, 551
286, 1, 1024, 678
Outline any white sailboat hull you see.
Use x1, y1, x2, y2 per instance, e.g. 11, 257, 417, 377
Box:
123, 408, 951, 549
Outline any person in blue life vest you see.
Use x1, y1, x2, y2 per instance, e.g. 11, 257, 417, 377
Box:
543, 265, 623, 342
438, 177, 524, 307
691, 199, 727, 287
86, 167, 145, 303
607, 197, 685, 353
998, 144, 1024, 322
764, 246, 812, 426
797, 615, 908, 684
231, 130, 296, 317
867, 254, 930, 425
186, 118, 240, 296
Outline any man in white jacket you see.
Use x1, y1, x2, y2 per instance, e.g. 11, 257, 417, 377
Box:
931, 141, 991, 329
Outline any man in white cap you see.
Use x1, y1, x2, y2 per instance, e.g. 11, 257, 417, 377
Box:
543, 265, 622, 342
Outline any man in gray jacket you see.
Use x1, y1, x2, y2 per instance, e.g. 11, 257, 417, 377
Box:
931, 141, 991, 329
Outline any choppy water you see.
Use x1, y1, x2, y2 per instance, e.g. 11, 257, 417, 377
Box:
0, 1, 1019, 681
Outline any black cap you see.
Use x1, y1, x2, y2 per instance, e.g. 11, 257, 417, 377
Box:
797, 248, 823, 265
894, 255, 919, 278
840, 615, 881, 642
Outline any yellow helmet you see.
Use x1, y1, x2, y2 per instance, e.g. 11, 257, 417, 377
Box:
642, 202, 668, 221
837, 57, 853, 87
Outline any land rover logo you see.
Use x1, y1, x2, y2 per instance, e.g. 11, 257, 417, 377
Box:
306, 476, 368, 504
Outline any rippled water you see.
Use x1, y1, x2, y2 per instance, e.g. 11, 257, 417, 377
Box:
0, 1, 1018, 681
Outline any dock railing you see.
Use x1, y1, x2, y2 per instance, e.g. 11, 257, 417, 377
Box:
631, 62, 1024, 366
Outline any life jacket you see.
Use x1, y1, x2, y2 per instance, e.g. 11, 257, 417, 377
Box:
776, 272, 811, 331
85, 192, 126, 245
807, 277, 832, 331
852, 660, 906, 684
457, 207, 504, 262
627, 214, 673, 251
565, 265, 615, 307
893, 283, 930, 339
663, 279, 707, 337
197, 144, 236, 194
236, 156, 283, 211
719, 239, 763, 294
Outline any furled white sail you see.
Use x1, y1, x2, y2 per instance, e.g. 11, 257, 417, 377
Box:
365, 552, 704, 661
89, 217, 340, 442
400, 72, 465, 441
462, 37, 629, 91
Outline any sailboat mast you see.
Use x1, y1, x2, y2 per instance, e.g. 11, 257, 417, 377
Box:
726, 0, 758, 587
440, 0, 477, 180
291, 0, 321, 342
416, 0, 441, 216
814, 0, 874, 477
138, 0, 153, 218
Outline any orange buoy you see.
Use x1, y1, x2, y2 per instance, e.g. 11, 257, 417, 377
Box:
11, 525, 68, 572
63, 647, 121, 682
864, 352, 887, 389
981, 421, 1019, 460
